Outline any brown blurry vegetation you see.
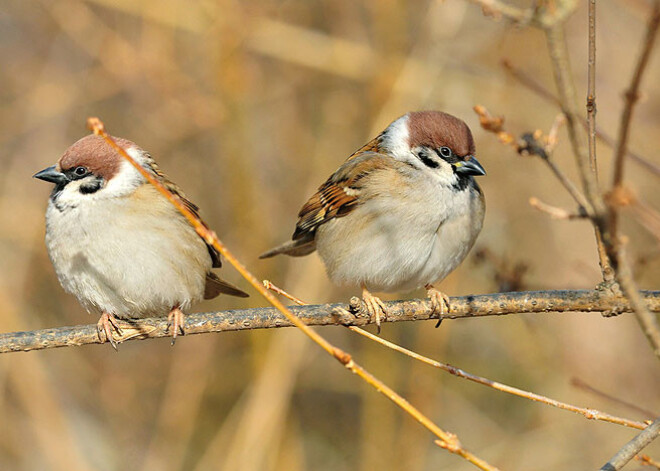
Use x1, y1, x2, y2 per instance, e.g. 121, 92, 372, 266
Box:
0, 0, 659, 470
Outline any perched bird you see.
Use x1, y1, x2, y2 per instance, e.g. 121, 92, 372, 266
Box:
260, 111, 485, 329
34, 135, 248, 348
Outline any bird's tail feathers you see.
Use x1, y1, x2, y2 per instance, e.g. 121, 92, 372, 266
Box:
258, 237, 316, 259
204, 272, 249, 299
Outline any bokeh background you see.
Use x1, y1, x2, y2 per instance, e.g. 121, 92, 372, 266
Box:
1, 1, 659, 469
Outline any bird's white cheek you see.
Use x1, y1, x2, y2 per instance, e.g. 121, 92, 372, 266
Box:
430, 163, 459, 187
379, 115, 411, 160
102, 158, 145, 197
51, 182, 86, 209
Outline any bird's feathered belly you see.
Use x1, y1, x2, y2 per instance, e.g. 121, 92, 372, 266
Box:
45, 196, 210, 318
316, 185, 484, 293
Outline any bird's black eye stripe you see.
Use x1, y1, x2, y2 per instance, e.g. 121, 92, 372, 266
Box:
416, 149, 439, 168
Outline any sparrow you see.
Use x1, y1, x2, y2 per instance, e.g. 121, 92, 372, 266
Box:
34, 134, 249, 348
260, 111, 485, 330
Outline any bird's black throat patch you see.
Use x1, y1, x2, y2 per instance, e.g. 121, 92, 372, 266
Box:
452, 173, 472, 192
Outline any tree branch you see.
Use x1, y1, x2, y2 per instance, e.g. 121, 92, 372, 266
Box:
2, 290, 659, 354
473, 105, 590, 212
610, 0, 660, 195
483, 1, 660, 358
586, 0, 598, 176
544, 22, 609, 225
350, 326, 648, 431
608, 0, 660, 274
501, 58, 660, 178
600, 417, 660, 471
529, 196, 587, 220
465, 0, 576, 28
603, 1, 660, 360
86, 119, 496, 470
611, 247, 660, 359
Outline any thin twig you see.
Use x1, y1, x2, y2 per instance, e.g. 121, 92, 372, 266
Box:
265, 282, 648, 431
347, 360, 496, 468
612, 244, 660, 359
629, 198, 660, 243
474, 105, 590, 212
474, 0, 660, 358
85, 118, 497, 470
587, 0, 598, 176
597, 130, 660, 178
516, 3, 660, 358
501, 59, 556, 102
600, 418, 660, 471
571, 378, 658, 419
4, 290, 660, 353
610, 0, 660, 242
465, 0, 576, 28
544, 3, 660, 360
544, 24, 607, 219
464, 0, 534, 24
529, 197, 586, 220
636, 454, 660, 469
604, 1, 660, 360
542, 9, 660, 358
543, 158, 592, 212
506, 9, 620, 289
85, 117, 341, 358
583, 0, 620, 294
545, 113, 566, 154
501, 59, 660, 178
350, 327, 647, 430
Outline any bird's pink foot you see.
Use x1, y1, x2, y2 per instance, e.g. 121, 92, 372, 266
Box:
97, 312, 123, 350
425, 284, 450, 327
167, 306, 185, 345
362, 286, 387, 334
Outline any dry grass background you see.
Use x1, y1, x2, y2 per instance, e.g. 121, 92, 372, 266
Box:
0, 0, 659, 469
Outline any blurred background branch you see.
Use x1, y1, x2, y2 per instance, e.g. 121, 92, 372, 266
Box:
501, 58, 660, 177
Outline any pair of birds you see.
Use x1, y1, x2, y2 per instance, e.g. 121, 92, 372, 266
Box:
34, 111, 486, 348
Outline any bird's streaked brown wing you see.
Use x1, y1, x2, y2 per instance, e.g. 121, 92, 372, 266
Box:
259, 151, 393, 258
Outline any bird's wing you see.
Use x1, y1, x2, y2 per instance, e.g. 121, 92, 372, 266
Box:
259, 151, 395, 258
146, 155, 223, 269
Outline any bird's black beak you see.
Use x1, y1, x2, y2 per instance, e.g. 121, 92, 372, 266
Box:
33, 166, 68, 185
454, 156, 486, 176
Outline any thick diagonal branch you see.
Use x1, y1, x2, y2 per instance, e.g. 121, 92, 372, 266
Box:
600, 417, 660, 471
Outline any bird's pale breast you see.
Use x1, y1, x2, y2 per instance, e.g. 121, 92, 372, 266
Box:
315, 169, 484, 292
45, 185, 211, 318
